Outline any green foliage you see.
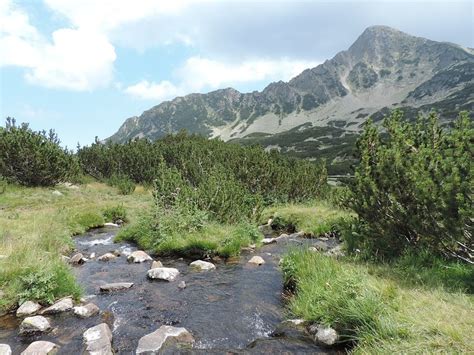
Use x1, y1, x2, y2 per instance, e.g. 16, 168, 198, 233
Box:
102, 204, 128, 223
348, 110, 473, 263
68, 211, 104, 234
0, 117, 79, 186
0, 176, 7, 194
107, 174, 135, 195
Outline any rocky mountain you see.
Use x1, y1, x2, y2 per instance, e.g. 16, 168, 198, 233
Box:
109, 26, 474, 173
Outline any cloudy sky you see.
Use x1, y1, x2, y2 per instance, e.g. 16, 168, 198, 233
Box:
1, 0, 472, 147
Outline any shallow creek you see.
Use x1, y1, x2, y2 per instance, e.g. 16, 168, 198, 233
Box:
1, 226, 337, 354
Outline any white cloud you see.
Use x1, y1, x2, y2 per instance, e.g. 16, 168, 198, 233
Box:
124, 56, 319, 101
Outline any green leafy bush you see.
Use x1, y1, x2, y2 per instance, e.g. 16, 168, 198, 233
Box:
107, 174, 135, 195
348, 110, 473, 263
0, 117, 79, 186
102, 204, 128, 223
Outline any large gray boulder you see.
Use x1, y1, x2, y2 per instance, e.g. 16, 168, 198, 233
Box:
127, 250, 153, 263
189, 260, 216, 271
73, 303, 100, 318
99, 282, 134, 293
147, 267, 179, 282
136, 326, 194, 354
83, 323, 113, 355
21, 341, 59, 355
41, 297, 73, 315
0, 344, 11, 355
16, 301, 42, 317
19, 316, 51, 335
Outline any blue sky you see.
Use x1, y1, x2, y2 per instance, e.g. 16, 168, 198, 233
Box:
1, 0, 473, 148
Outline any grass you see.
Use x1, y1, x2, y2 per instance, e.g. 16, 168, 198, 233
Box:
0, 182, 152, 310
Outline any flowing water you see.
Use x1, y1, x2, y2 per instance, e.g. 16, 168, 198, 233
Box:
0, 227, 337, 354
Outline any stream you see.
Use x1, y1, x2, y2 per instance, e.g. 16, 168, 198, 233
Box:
0, 226, 337, 354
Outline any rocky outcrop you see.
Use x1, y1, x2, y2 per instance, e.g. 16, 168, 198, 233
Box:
0, 344, 11, 355
189, 260, 216, 271
19, 316, 51, 335
73, 303, 100, 318
147, 267, 180, 281
127, 251, 153, 263
21, 341, 59, 355
99, 282, 134, 293
16, 301, 42, 317
41, 297, 73, 315
136, 326, 194, 354
83, 323, 113, 355
248, 256, 265, 265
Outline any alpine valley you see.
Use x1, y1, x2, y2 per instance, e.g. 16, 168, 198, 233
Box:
109, 26, 474, 173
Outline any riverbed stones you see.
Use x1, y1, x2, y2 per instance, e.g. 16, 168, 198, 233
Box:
73, 303, 99, 318
189, 260, 216, 271
21, 341, 59, 355
262, 238, 277, 245
248, 256, 265, 265
178, 281, 186, 289
0, 344, 11, 355
99, 282, 134, 293
309, 241, 329, 252
83, 323, 113, 355
147, 267, 180, 281
151, 260, 163, 269
41, 297, 73, 315
97, 253, 117, 262
127, 250, 153, 263
136, 325, 194, 354
69, 253, 85, 265
19, 316, 51, 335
309, 324, 338, 346
16, 301, 42, 317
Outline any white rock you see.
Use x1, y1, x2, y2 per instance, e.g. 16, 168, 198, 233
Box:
189, 260, 216, 271
0, 344, 11, 355
20, 316, 51, 335
136, 326, 194, 354
83, 323, 113, 355
51, 190, 63, 196
309, 325, 338, 346
147, 267, 180, 281
151, 260, 163, 269
127, 250, 153, 263
16, 301, 42, 317
97, 253, 117, 262
21, 341, 59, 355
73, 303, 99, 318
248, 256, 265, 265
41, 297, 73, 315
90, 252, 96, 259
178, 281, 186, 289
262, 238, 276, 245
99, 282, 134, 292
104, 222, 119, 227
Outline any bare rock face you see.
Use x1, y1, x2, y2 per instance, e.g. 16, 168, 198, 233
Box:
136, 326, 194, 354
19, 316, 52, 335
73, 303, 100, 318
0, 344, 12, 355
189, 260, 216, 271
98, 253, 117, 262
99, 282, 134, 293
248, 256, 265, 265
127, 251, 153, 263
83, 323, 113, 355
147, 267, 180, 282
21, 341, 59, 355
41, 297, 73, 315
16, 301, 42, 317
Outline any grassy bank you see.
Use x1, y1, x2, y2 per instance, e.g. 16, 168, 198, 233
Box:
0, 182, 152, 311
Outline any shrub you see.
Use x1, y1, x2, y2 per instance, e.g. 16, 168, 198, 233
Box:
107, 174, 135, 195
0, 117, 79, 186
102, 204, 128, 223
348, 111, 473, 263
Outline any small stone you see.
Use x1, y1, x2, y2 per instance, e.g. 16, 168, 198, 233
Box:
17, 301, 42, 317
262, 238, 276, 245
309, 241, 329, 252
89, 252, 96, 259
248, 256, 265, 265
99, 282, 134, 293
147, 267, 180, 282
0, 344, 11, 355
41, 297, 73, 315
326, 245, 345, 257
112, 250, 121, 257
20, 316, 51, 335
51, 190, 63, 196
21, 341, 59, 355
311, 325, 338, 346
189, 260, 216, 271
104, 222, 119, 227
83, 323, 113, 355
178, 281, 186, 289
97, 253, 117, 262
69, 253, 85, 265
73, 303, 99, 318
151, 260, 163, 269
136, 325, 194, 354
127, 250, 153, 263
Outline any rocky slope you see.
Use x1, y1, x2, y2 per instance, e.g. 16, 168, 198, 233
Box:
109, 26, 474, 173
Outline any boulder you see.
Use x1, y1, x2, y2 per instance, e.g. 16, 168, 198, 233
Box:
147, 267, 179, 282
83, 323, 113, 355
16, 301, 42, 317
99, 282, 134, 293
19, 316, 51, 335
127, 251, 153, 263
97, 253, 117, 262
69, 253, 85, 265
151, 260, 163, 269
178, 281, 187, 289
21, 341, 59, 355
248, 256, 265, 265
73, 303, 99, 318
189, 260, 216, 271
308, 324, 338, 346
41, 297, 73, 315
0, 344, 11, 355
136, 326, 194, 354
